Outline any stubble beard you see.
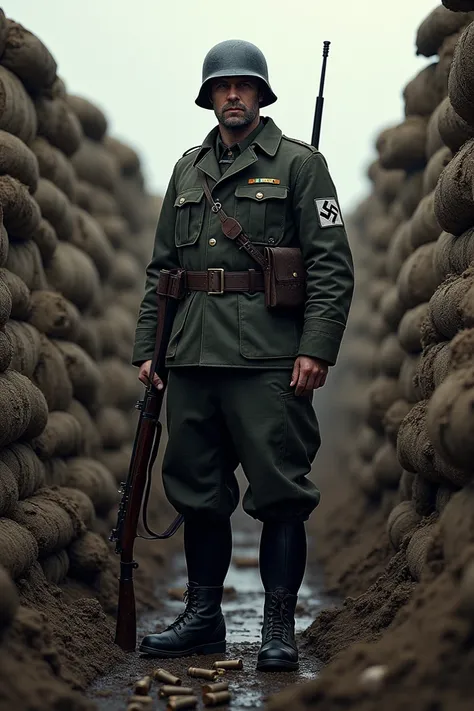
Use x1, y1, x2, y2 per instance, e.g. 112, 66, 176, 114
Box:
216, 102, 259, 131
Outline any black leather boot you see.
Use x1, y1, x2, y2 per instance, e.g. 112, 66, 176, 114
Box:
139, 583, 226, 657
257, 587, 298, 671
257, 521, 307, 672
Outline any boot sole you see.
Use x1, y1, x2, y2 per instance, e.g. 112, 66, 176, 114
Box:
256, 659, 299, 672
139, 640, 226, 658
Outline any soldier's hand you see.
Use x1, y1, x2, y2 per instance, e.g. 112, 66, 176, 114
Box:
290, 356, 329, 396
138, 360, 163, 390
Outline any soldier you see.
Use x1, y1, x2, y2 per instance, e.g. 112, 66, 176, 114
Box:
132, 39, 354, 671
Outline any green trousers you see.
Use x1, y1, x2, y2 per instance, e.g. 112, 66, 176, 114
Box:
162, 368, 321, 522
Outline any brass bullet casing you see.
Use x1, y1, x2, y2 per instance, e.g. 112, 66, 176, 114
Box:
134, 676, 152, 694
202, 682, 229, 696
128, 695, 153, 706
187, 667, 219, 680
153, 669, 182, 685
166, 695, 198, 710
203, 691, 232, 706
159, 686, 195, 698
213, 659, 243, 670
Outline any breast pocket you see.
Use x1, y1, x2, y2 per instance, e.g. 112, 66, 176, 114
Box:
174, 188, 205, 247
234, 185, 288, 245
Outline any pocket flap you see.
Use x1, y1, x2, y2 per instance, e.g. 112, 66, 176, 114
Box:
235, 185, 288, 201
174, 188, 204, 207
265, 247, 305, 283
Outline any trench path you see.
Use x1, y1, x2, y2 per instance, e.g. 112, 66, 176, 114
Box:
88, 504, 331, 709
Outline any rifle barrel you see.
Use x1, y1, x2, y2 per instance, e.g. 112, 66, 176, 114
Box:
311, 40, 331, 150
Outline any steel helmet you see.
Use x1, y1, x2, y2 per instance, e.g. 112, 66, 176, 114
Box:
195, 39, 277, 110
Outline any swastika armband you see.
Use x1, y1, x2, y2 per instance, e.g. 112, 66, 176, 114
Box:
314, 198, 343, 228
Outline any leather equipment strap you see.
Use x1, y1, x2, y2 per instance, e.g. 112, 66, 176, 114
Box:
199, 172, 269, 271
185, 269, 265, 294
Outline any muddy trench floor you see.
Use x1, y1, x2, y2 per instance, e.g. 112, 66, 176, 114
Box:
88, 507, 335, 709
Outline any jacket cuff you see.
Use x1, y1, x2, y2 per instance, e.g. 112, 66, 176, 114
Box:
132, 329, 156, 367
297, 317, 345, 366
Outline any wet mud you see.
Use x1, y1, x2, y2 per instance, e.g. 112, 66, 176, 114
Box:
88, 507, 333, 709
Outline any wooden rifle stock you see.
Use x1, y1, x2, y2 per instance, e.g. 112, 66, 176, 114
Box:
110, 272, 185, 652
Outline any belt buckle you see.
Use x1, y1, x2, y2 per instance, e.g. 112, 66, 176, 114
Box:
207, 268, 224, 295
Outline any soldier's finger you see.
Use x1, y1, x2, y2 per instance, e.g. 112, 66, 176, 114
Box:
305, 372, 317, 392
296, 374, 308, 396
290, 361, 300, 387
154, 375, 164, 390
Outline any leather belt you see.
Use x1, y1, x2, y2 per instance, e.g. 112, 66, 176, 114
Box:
185, 268, 265, 295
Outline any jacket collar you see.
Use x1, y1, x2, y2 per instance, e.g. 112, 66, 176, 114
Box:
193, 117, 282, 185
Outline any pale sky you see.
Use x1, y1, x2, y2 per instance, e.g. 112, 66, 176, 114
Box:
9, 0, 439, 211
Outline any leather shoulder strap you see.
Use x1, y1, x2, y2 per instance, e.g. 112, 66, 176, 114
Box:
199, 171, 268, 271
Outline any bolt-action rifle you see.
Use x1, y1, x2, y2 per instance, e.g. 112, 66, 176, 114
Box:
311, 41, 331, 149
110, 269, 185, 652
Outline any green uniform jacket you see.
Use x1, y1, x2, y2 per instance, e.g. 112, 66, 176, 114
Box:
132, 117, 354, 369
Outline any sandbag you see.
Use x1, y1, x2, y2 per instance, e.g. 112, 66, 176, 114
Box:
399, 470, 416, 501
32, 335, 73, 411
396, 242, 439, 309
379, 286, 405, 330
403, 63, 442, 117
423, 146, 452, 196
40, 549, 69, 585
4, 320, 41, 377
27, 290, 80, 341
398, 171, 425, 220
35, 96, 82, 157
58, 486, 95, 529
95, 406, 130, 449
42, 458, 68, 488
98, 357, 141, 410
0, 518, 38, 579
417, 341, 452, 399
383, 399, 412, 446
449, 21, 474, 125
373, 441, 403, 488
367, 376, 400, 433
406, 524, 435, 581
96, 445, 132, 483
1, 19, 57, 94
0, 369, 34, 447
5, 240, 47, 292
416, 5, 474, 56
30, 137, 77, 201
34, 178, 74, 242
0, 443, 45, 499
427, 366, 474, 471
387, 501, 421, 550
439, 485, 474, 563
0, 175, 41, 240
94, 214, 129, 249
0, 10, 8, 57
409, 192, 442, 248
357, 426, 383, 462
74, 317, 102, 361
387, 222, 414, 281
438, 96, 474, 152
366, 214, 399, 251
434, 228, 474, 281
53, 340, 101, 409
45, 242, 101, 312
0, 460, 18, 517
426, 102, 446, 158
0, 273, 12, 328
0, 268, 30, 321
398, 399, 471, 486
66, 95, 108, 142
437, 32, 463, 96
0, 329, 12, 371
68, 531, 109, 579
31, 411, 84, 460
104, 135, 141, 177
399, 353, 422, 403
0, 65, 37, 143
0, 224, 7, 267
428, 270, 474, 339
398, 303, 429, 353
75, 180, 119, 218
450, 327, 474, 370
0, 129, 39, 191
62, 457, 118, 515
378, 334, 405, 377
436, 484, 456, 513
412, 474, 438, 516
22, 375, 49, 441
9, 488, 82, 557
31, 218, 58, 265
70, 206, 114, 278
71, 138, 119, 193
378, 117, 428, 171
434, 139, 474, 236
67, 400, 101, 457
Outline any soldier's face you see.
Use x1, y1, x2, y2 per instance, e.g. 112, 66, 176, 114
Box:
211, 76, 261, 128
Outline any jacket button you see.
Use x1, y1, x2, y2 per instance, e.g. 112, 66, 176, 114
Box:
179, 197, 185, 204
268, 237, 275, 244
209, 238, 217, 246
256, 191, 264, 199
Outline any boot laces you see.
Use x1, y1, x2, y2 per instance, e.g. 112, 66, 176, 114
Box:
265, 591, 292, 643
166, 586, 199, 632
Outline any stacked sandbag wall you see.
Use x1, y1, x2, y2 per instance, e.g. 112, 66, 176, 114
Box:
324, 2, 474, 594
0, 11, 155, 637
